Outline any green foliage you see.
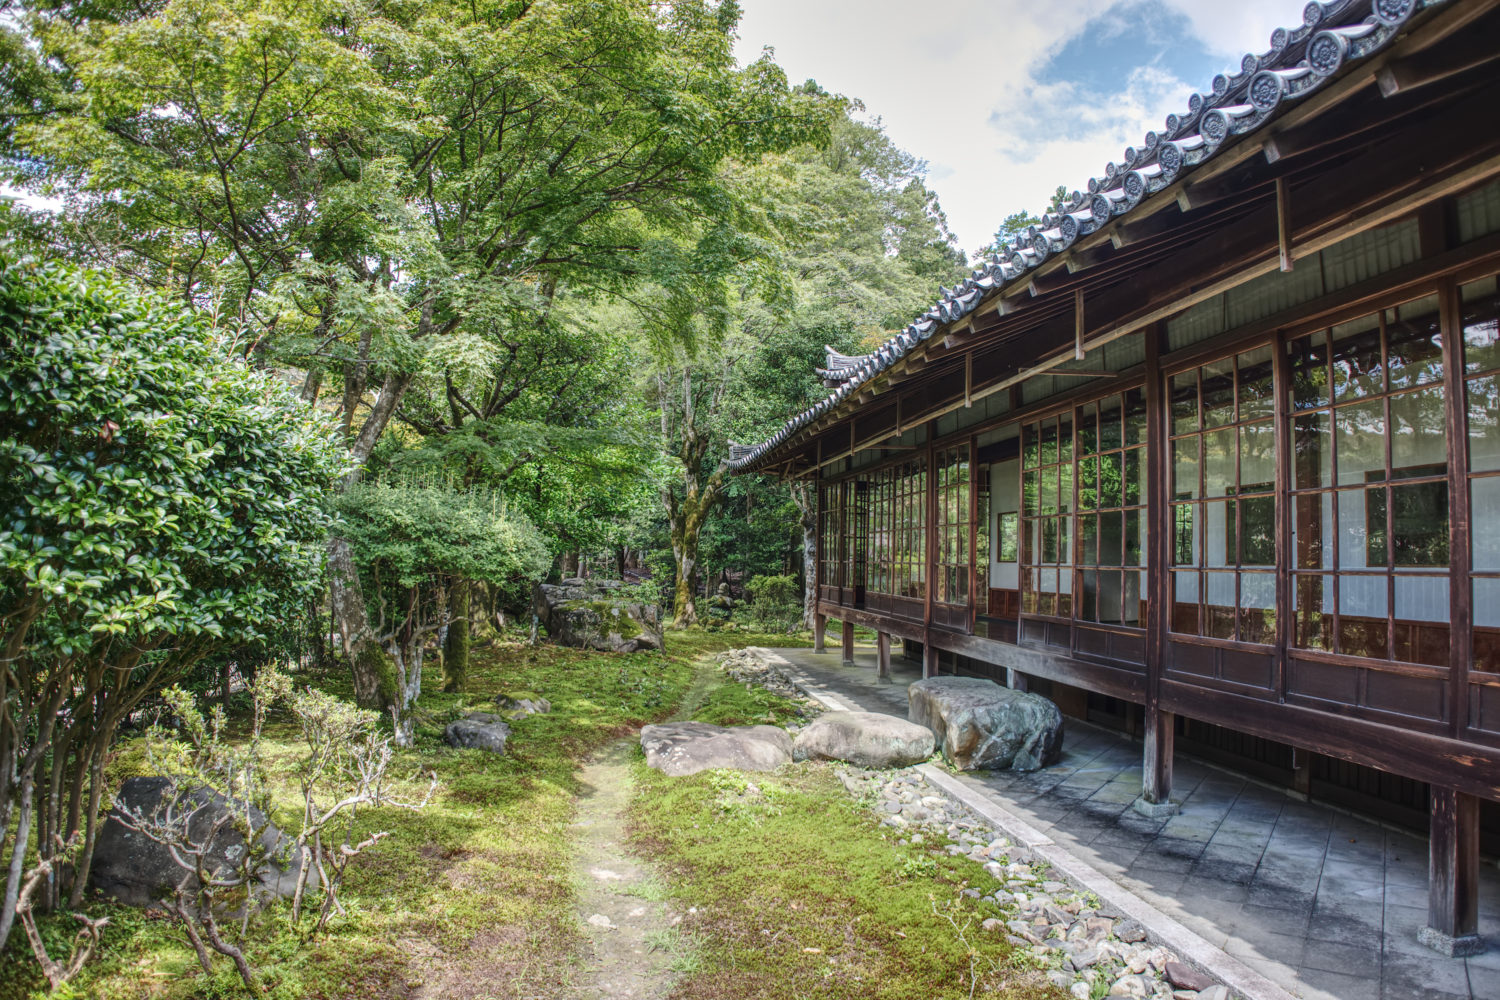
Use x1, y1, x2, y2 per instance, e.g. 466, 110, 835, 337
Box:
336, 482, 550, 598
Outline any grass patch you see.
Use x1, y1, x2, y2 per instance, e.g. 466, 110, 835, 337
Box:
627, 757, 1060, 999
689, 677, 814, 728
1, 628, 806, 1000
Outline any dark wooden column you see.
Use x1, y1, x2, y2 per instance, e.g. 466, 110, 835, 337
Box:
840, 619, 855, 666
813, 613, 827, 654
1421, 788, 1484, 956
1134, 325, 1177, 819
923, 641, 939, 679
1135, 707, 1176, 817
877, 631, 892, 683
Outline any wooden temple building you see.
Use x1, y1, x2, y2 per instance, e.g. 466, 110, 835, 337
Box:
729, 0, 1500, 956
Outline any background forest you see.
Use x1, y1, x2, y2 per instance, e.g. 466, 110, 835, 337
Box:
0, 0, 997, 991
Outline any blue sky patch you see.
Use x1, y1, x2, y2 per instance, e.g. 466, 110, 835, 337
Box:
1038, 0, 1224, 98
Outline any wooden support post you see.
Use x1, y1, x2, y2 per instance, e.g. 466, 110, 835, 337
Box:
1276, 177, 1295, 273
877, 632, 892, 683
964, 352, 973, 408
1291, 748, 1312, 798
1133, 707, 1177, 818
840, 619, 855, 666
1422, 788, 1485, 956
922, 642, 939, 679
1006, 668, 1027, 692
813, 613, 827, 654
1073, 288, 1086, 360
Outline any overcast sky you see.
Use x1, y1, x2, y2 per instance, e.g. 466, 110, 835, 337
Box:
732, 0, 1300, 256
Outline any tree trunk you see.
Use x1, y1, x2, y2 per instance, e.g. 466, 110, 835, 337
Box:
328, 536, 385, 710
792, 482, 818, 628
560, 551, 580, 578
442, 580, 470, 694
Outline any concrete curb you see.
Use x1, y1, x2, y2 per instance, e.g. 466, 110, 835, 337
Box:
754, 648, 1298, 1000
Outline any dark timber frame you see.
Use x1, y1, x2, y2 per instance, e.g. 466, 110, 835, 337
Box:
738, 0, 1500, 956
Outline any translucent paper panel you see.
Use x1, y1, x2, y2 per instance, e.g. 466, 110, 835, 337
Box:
1336, 489, 1376, 570
1394, 573, 1449, 623
1240, 572, 1276, 645
1388, 387, 1446, 475
1477, 578, 1500, 628
1474, 478, 1500, 571
1204, 500, 1232, 568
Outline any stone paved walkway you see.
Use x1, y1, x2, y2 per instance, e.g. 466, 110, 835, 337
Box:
774, 645, 1500, 1000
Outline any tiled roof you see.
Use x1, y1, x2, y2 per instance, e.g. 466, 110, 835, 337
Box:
729, 0, 1445, 474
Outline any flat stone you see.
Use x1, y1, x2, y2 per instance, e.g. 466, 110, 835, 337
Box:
793, 711, 934, 768
1116, 919, 1148, 943
1197, 988, 1229, 1000
1163, 961, 1213, 992
907, 676, 1063, 771
639, 721, 792, 777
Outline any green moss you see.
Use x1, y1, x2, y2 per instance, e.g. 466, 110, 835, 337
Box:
560, 599, 645, 639
627, 761, 1057, 1000
2, 628, 810, 1000
691, 680, 809, 728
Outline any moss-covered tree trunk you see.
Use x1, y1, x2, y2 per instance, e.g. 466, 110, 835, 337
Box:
442, 579, 470, 693
791, 481, 818, 628
659, 367, 728, 629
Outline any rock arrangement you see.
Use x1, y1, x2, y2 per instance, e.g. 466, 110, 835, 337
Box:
716, 647, 815, 702
533, 577, 663, 653
841, 767, 1237, 1000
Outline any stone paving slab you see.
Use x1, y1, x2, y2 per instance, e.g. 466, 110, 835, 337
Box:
769, 645, 1500, 1000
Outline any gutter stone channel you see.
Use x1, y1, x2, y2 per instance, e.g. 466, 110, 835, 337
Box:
737, 647, 1298, 1000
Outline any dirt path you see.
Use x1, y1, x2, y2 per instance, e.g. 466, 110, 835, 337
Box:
569, 740, 679, 1000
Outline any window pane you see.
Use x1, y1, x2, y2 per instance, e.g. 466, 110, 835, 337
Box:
1172, 371, 1199, 434
1076, 401, 1098, 455
1058, 414, 1074, 464
1125, 509, 1145, 566
1081, 569, 1098, 622
1124, 388, 1148, 446
1125, 448, 1145, 507
1394, 573, 1448, 667
1294, 411, 1332, 489
1240, 421, 1275, 490
1468, 374, 1500, 472
1386, 295, 1443, 390
1239, 346, 1276, 422
1205, 500, 1232, 568
1294, 492, 1332, 569
1336, 398, 1385, 486
1240, 571, 1276, 645
1023, 469, 1038, 516
1291, 332, 1330, 410
1474, 478, 1500, 571
1338, 576, 1388, 659
1203, 359, 1235, 427
1174, 438, 1200, 499
1099, 510, 1124, 567
1041, 420, 1057, 466
1240, 496, 1276, 567
1172, 571, 1200, 634
1293, 574, 1330, 650
1079, 514, 1098, 565
1059, 461, 1074, 513
1462, 275, 1500, 374
1205, 428, 1235, 498
1389, 387, 1447, 475
1331, 312, 1383, 400
1099, 397, 1122, 450
1099, 452, 1124, 509
1205, 573, 1236, 639
1475, 578, 1500, 670
1173, 504, 1198, 564
1077, 455, 1098, 510
1389, 480, 1449, 567
1040, 470, 1057, 515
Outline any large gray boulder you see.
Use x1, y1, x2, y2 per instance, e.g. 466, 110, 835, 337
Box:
908, 677, 1063, 772
91, 776, 306, 908
639, 721, 792, 777
792, 711, 934, 769
534, 578, 663, 653
445, 712, 511, 753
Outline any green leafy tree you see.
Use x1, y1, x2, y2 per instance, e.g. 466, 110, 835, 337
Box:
335, 482, 550, 737
0, 250, 343, 953
11, 0, 833, 711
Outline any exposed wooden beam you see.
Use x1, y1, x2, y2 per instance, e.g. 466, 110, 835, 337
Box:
1378, 21, 1500, 98
1276, 177, 1295, 273
1073, 288, 1085, 360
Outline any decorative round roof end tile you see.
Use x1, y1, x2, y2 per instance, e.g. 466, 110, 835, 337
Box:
1124, 171, 1145, 199
1249, 70, 1285, 112
1212, 73, 1230, 97
1303, 1, 1325, 28
1188, 92, 1203, 114
1158, 141, 1182, 174
1242, 53, 1259, 75
1091, 192, 1113, 224
1307, 30, 1346, 76
1202, 110, 1228, 144
1375, 0, 1415, 25
1270, 26, 1289, 52
1058, 213, 1079, 242
1165, 112, 1181, 134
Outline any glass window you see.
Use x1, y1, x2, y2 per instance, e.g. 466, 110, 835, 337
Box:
1464, 275, 1500, 671
933, 446, 970, 606
1288, 296, 1449, 666
1170, 349, 1278, 643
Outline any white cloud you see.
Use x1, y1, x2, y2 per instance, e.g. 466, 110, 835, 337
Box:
734, 0, 1308, 253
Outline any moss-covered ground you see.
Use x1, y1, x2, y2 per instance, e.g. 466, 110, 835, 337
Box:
631, 675, 1059, 1000
3, 633, 1057, 1000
